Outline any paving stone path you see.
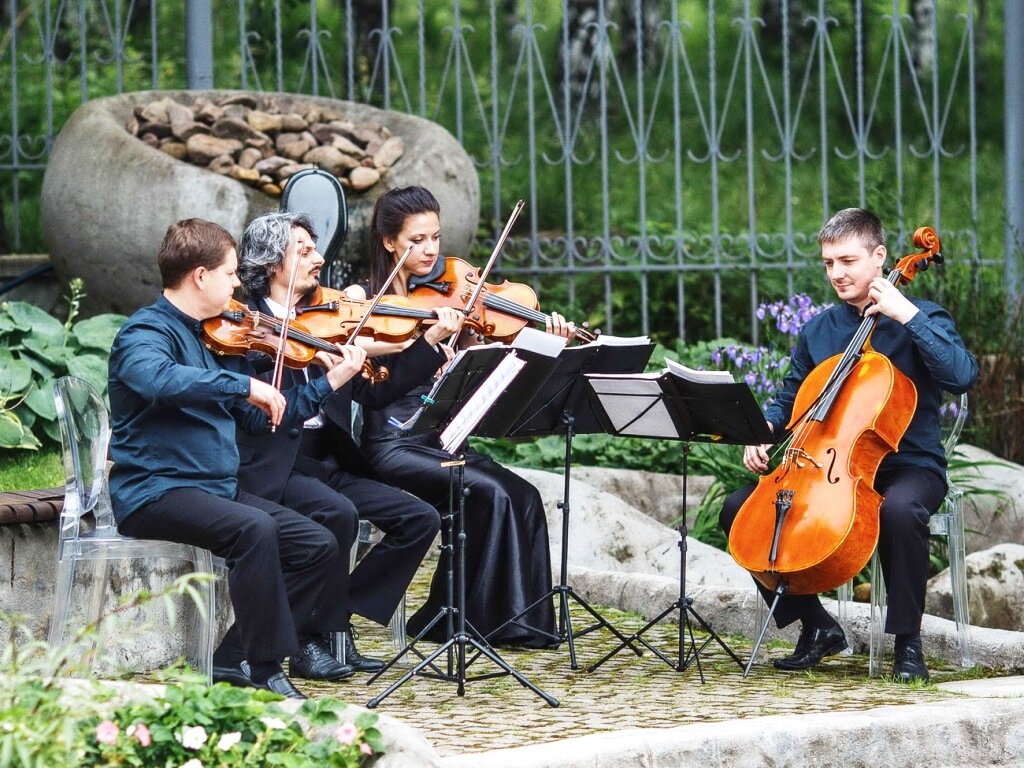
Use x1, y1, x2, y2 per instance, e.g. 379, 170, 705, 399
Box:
299, 553, 980, 757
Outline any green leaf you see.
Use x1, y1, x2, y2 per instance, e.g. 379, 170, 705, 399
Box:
66, 355, 109, 394
73, 314, 127, 351
0, 357, 33, 396
21, 338, 77, 368
0, 412, 40, 450
4, 302, 66, 345
24, 380, 57, 420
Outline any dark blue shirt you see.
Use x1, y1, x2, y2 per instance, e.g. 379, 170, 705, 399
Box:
107, 295, 332, 522
764, 298, 978, 480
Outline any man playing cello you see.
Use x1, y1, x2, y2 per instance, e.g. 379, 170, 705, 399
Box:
719, 208, 977, 682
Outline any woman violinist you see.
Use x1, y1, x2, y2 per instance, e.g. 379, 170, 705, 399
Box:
345, 185, 573, 647
719, 208, 977, 683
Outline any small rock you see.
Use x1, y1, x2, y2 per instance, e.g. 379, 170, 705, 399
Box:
246, 109, 283, 134
348, 166, 381, 191
275, 132, 305, 152
140, 132, 160, 148
302, 108, 323, 124
166, 101, 194, 136
173, 121, 210, 141
195, 101, 225, 124
280, 139, 313, 162
280, 112, 308, 132
159, 140, 188, 160
211, 116, 259, 141
138, 121, 172, 138
278, 163, 315, 181
187, 134, 244, 165
218, 93, 258, 109
330, 134, 365, 157
237, 147, 263, 169
302, 145, 359, 176
261, 182, 282, 197
253, 156, 291, 175
228, 165, 261, 183
125, 116, 140, 135
207, 154, 235, 174
373, 135, 404, 169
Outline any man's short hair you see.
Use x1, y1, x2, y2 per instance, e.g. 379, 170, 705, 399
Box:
238, 212, 318, 300
818, 208, 886, 252
157, 218, 237, 289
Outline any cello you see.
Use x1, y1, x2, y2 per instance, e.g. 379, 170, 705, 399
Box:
728, 227, 943, 660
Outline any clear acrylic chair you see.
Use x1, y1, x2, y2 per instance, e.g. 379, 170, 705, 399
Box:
865, 391, 973, 676
49, 376, 220, 681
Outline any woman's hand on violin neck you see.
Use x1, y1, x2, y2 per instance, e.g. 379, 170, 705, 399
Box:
321, 344, 369, 390
546, 311, 577, 340
247, 378, 287, 428
743, 442, 772, 474
422, 306, 466, 346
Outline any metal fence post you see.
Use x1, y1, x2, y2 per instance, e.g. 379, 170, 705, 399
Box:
1006, 0, 1024, 310
185, 0, 214, 89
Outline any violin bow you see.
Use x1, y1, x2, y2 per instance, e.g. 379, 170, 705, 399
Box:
446, 198, 525, 348
267, 241, 308, 431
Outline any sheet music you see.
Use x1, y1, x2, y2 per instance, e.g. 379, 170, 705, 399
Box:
440, 352, 527, 453
511, 326, 567, 357
665, 357, 735, 384
586, 377, 679, 438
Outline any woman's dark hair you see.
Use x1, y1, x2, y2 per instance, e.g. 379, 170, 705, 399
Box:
368, 186, 440, 293
157, 218, 237, 289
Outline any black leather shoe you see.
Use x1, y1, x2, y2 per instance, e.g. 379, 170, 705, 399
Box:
339, 630, 386, 673
290, 640, 355, 681
773, 623, 848, 671
258, 671, 307, 700
212, 660, 255, 688
892, 643, 930, 683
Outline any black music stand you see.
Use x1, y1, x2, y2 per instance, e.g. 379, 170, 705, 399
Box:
366, 340, 561, 708
483, 339, 655, 668
583, 366, 773, 679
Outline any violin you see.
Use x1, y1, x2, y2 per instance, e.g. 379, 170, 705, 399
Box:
202, 298, 388, 382
294, 284, 488, 343
405, 256, 598, 344
727, 227, 943, 600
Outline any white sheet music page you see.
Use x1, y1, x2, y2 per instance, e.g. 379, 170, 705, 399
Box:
665, 357, 734, 384
510, 326, 567, 357
440, 352, 527, 453
585, 376, 678, 438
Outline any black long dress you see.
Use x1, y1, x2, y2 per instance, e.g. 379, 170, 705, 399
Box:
361, 374, 557, 647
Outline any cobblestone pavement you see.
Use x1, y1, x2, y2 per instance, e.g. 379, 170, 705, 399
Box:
298, 554, 981, 758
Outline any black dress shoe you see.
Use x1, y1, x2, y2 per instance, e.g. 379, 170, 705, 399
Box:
258, 671, 307, 700
290, 640, 355, 681
339, 630, 386, 673
774, 623, 848, 671
212, 660, 256, 688
892, 643, 930, 683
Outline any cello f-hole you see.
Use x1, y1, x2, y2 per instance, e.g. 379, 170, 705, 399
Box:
825, 447, 841, 484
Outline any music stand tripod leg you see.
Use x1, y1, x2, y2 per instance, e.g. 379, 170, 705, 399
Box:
485, 413, 642, 667
367, 456, 559, 708
744, 582, 788, 678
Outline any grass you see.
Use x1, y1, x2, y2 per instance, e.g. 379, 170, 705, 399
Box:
0, 447, 63, 493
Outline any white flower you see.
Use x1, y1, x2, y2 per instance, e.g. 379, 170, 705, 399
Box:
179, 725, 208, 750
216, 731, 242, 751
180, 760, 204, 768
260, 716, 287, 731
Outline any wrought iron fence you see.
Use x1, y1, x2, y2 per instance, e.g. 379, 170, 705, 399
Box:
1, 0, 1016, 344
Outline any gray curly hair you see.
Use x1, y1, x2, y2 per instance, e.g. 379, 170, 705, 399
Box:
238, 211, 318, 300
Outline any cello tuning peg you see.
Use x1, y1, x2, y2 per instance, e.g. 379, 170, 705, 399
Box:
915, 258, 931, 272
933, 252, 944, 264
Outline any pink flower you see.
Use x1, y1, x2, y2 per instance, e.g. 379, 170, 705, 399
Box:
126, 723, 152, 747
334, 722, 358, 745
95, 720, 119, 745
360, 741, 373, 755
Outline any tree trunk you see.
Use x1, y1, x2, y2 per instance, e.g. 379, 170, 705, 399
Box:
910, 0, 936, 78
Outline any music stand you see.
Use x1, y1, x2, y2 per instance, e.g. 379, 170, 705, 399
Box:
483, 338, 655, 668
583, 365, 773, 679
366, 339, 561, 708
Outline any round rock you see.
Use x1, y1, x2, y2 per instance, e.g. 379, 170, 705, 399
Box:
42, 90, 480, 316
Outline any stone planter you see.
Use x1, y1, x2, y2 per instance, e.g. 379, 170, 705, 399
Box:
42, 90, 479, 316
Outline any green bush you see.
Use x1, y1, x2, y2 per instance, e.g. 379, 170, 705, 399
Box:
0, 279, 125, 450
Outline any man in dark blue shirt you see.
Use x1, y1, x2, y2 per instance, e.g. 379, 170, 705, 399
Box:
109, 218, 370, 699
719, 208, 978, 683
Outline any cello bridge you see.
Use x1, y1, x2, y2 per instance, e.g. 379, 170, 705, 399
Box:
786, 447, 822, 469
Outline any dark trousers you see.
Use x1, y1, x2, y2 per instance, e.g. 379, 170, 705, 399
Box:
719, 467, 946, 635
291, 452, 441, 626
119, 487, 348, 664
